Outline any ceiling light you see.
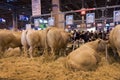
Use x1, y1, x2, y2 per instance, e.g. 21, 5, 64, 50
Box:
107, 0, 110, 2
7, 0, 17, 2
22, 6, 25, 8
8, 8, 12, 11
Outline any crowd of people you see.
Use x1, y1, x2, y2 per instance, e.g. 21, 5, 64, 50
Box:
70, 29, 109, 49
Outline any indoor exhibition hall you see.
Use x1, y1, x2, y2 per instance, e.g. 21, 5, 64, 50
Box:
0, 0, 120, 80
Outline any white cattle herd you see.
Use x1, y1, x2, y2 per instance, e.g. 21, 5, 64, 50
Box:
0, 25, 120, 71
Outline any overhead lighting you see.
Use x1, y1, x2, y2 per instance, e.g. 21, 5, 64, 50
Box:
22, 12, 25, 14
107, 0, 110, 2
0, 18, 6, 23
7, 0, 17, 2
8, 8, 12, 11
22, 6, 25, 8
43, 20, 48, 23
49, 8, 51, 11
65, 6, 68, 8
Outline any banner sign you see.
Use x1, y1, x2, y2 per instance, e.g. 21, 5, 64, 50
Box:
48, 17, 55, 26
86, 24, 91, 27
113, 10, 120, 22
66, 15, 73, 25
34, 19, 40, 27
86, 13, 95, 23
26, 24, 31, 30
110, 23, 115, 26
77, 25, 81, 28
32, 0, 41, 16
97, 23, 102, 27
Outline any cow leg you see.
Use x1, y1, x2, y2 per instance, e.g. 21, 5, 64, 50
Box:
0, 47, 4, 57
44, 47, 49, 56
61, 47, 67, 56
51, 48, 55, 56
117, 48, 120, 56
19, 47, 22, 53
111, 47, 120, 61
113, 49, 118, 57
23, 45, 29, 57
116, 49, 120, 61
57, 48, 61, 56
23, 46, 27, 54
63, 49, 67, 56
0, 43, 5, 54
29, 46, 33, 58
111, 47, 117, 57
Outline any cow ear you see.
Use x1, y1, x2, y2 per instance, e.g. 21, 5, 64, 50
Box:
98, 39, 101, 43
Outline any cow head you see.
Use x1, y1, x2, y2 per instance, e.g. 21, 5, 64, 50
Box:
65, 32, 73, 42
97, 39, 108, 52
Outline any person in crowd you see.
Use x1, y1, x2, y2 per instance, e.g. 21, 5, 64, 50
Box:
84, 31, 90, 42
72, 29, 80, 50
79, 38, 85, 46
69, 28, 109, 50
98, 30, 102, 39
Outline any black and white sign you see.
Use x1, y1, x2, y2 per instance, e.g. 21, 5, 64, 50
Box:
48, 17, 55, 26
113, 10, 120, 22
66, 15, 73, 25
86, 13, 95, 23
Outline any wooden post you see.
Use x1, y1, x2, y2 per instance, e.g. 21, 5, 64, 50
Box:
12, 12, 17, 31
52, 0, 64, 28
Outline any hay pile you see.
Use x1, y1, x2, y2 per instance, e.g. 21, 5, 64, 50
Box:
0, 48, 120, 80
0, 54, 120, 80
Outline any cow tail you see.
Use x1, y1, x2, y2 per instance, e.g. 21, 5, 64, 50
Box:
44, 28, 51, 55
24, 30, 28, 45
21, 30, 28, 55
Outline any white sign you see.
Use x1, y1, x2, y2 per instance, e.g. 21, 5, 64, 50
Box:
87, 24, 91, 27
34, 19, 40, 27
110, 23, 115, 26
32, 0, 41, 16
86, 13, 95, 23
97, 23, 102, 27
66, 15, 73, 25
26, 24, 31, 30
113, 10, 120, 22
87, 27, 96, 32
48, 17, 55, 26
77, 25, 81, 28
